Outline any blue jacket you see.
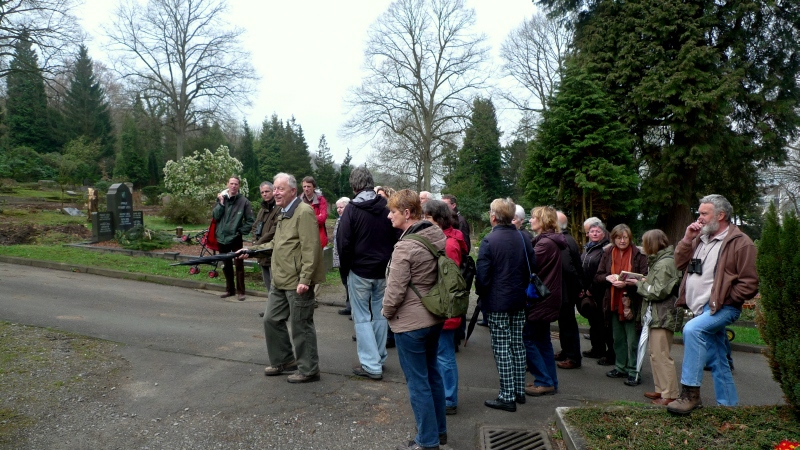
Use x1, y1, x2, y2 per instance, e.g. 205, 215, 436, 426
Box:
476, 225, 536, 314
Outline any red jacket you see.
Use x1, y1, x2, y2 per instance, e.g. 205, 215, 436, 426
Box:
303, 191, 328, 248
442, 227, 466, 330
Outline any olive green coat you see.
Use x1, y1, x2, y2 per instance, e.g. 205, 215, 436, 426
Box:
635, 246, 684, 332
250, 199, 325, 290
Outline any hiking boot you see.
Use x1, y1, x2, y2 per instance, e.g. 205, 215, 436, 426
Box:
525, 384, 556, 396
264, 360, 298, 376
352, 366, 383, 380
667, 384, 702, 415
287, 371, 320, 383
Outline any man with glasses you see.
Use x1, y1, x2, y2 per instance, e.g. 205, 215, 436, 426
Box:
667, 195, 758, 415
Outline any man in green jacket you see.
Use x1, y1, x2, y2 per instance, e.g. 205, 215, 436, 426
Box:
238, 173, 325, 383
212, 176, 254, 301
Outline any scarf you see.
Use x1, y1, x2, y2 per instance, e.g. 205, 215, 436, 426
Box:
610, 245, 632, 321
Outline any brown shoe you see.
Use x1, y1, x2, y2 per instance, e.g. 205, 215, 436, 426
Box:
553, 352, 567, 362
238, 294, 246, 301
644, 391, 661, 400
264, 360, 298, 376
556, 360, 581, 369
525, 384, 556, 396
652, 397, 677, 405
667, 384, 702, 415
287, 372, 320, 383
220, 292, 235, 299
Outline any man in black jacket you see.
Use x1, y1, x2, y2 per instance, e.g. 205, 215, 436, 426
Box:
554, 211, 584, 369
336, 167, 398, 380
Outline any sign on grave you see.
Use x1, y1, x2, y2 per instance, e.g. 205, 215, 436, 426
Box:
107, 183, 134, 232
92, 212, 115, 242
132, 211, 144, 228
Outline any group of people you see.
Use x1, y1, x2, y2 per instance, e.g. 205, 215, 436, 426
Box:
212, 170, 758, 449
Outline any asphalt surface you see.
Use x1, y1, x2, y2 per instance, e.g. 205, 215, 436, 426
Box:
0, 262, 786, 449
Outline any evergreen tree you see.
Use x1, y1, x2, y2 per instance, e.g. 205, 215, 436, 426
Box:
186, 121, 229, 155
6, 32, 56, 154
132, 96, 166, 186
522, 58, 639, 229
238, 120, 260, 201
339, 149, 353, 197
538, 0, 800, 241
314, 134, 338, 199
281, 116, 313, 178
114, 114, 149, 187
256, 114, 284, 181
444, 98, 504, 225
62, 44, 115, 158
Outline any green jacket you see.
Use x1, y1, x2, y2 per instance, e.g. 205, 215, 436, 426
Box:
250, 198, 325, 289
635, 246, 684, 332
212, 193, 254, 245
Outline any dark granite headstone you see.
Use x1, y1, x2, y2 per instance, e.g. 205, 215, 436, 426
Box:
92, 212, 115, 242
107, 183, 134, 232
132, 211, 144, 228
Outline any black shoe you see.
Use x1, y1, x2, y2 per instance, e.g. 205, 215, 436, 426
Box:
352, 366, 383, 380
258, 312, 264, 318
624, 376, 641, 386
515, 393, 526, 404
338, 308, 351, 315
597, 357, 614, 366
445, 406, 457, 415
582, 349, 603, 358
352, 335, 357, 342
606, 369, 627, 378
386, 339, 396, 349
484, 398, 516, 412
439, 433, 447, 445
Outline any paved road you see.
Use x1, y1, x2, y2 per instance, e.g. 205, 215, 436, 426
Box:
0, 262, 785, 449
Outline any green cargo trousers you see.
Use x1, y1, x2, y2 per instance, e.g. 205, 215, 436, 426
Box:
263, 286, 320, 376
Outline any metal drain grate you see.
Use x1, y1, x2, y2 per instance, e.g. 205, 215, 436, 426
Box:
480, 427, 551, 450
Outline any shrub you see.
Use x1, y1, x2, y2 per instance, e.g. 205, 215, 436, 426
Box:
114, 226, 174, 251
93, 180, 111, 196
0, 147, 57, 182
140, 185, 163, 206
756, 203, 800, 418
161, 195, 210, 225
163, 145, 249, 202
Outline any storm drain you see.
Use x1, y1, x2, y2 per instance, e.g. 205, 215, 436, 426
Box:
480, 427, 551, 450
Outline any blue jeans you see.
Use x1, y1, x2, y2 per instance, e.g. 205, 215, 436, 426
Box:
437, 329, 458, 408
348, 273, 388, 375
395, 323, 446, 448
681, 304, 741, 406
524, 320, 558, 391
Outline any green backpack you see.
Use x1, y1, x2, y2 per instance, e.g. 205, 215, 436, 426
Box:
402, 233, 470, 319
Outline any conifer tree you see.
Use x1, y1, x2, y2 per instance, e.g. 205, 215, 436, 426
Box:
281, 117, 313, 178
256, 114, 283, 181
444, 97, 504, 224
238, 121, 260, 201
114, 114, 149, 186
314, 135, 338, 199
339, 149, 353, 197
6, 32, 56, 153
62, 44, 115, 158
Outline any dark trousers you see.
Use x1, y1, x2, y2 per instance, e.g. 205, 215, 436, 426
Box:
340, 270, 350, 310
580, 297, 613, 359
557, 301, 582, 364
219, 235, 244, 295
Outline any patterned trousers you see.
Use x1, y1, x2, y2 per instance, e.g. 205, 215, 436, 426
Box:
488, 310, 527, 402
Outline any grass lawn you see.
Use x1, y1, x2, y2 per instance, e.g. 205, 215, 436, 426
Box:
564, 404, 800, 449
1, 207, 89, 226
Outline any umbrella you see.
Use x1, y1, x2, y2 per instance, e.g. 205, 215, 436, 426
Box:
635, 303, 653, 383
464, 298, 483, 347
170, 249, 267, 266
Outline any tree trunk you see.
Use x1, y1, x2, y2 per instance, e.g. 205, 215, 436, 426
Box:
657, 202, 693, 245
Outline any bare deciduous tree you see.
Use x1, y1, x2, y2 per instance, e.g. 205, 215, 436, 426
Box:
0, 0, 82, 78
343, 0, 489, 192
106, 0, 257, 159
500, 13, 573, 113
763, 142, 800, 216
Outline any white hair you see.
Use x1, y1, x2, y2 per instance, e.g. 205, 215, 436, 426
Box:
514, 205, 526, 221
336, 197, 351, 206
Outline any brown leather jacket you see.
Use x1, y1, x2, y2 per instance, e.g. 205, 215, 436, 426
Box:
674, 224, 758, 315
252, 199, 280, 267
382, 222, 446, 333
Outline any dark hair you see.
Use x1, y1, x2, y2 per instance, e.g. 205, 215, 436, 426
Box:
349, 166, 374, 193
302, 176, 317, 188
642, 229, 670, 255
441, 194, 457, 206
422, 200, 454, 229
228, 176, 241, 184
387, 189, 422, 219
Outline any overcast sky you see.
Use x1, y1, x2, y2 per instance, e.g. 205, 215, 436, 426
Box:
76, 0, 538, 166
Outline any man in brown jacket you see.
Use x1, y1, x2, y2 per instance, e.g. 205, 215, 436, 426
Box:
253, 181, 281, 318
667, 194, 758, 415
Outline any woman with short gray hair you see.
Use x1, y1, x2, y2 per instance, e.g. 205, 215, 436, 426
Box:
334, 197, 352, 316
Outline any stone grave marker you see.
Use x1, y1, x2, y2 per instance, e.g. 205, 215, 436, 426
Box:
92, 212, 115, 242
107, 183, 134, 232
132, 211, 144, 228
62, 207, 83, 216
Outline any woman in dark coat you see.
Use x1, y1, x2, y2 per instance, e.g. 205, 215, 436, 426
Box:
594, 224, 648, 386
476, 198, 536, 412
579, 219, 613, 363
524, 206, 566, 397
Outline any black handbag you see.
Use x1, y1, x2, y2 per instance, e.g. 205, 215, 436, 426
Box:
521, 232, 551, 300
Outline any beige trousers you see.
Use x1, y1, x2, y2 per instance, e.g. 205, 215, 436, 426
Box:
649, 328, 680, 399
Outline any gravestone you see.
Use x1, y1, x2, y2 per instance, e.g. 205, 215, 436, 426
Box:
132, 211, 144, 228
92, 212, 115, 242
62, 207, 83, 217
107, 183, 134, 232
